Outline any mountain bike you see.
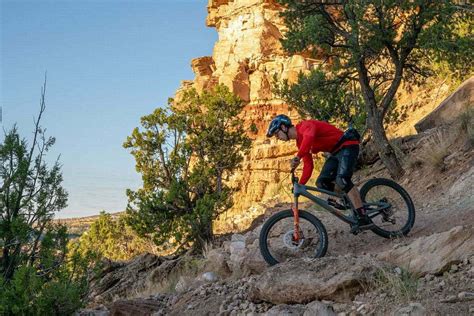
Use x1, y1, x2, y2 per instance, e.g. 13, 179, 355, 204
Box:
259, 168, 415, 265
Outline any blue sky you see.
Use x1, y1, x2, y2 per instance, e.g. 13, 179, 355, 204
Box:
1, 0, 217, 218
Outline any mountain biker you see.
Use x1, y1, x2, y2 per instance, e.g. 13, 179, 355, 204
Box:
266, 114, 371, 227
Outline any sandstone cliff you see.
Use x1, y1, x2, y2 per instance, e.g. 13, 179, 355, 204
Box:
175, 0, 326, 232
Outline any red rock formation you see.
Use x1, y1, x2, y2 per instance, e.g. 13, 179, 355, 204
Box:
175, 0, 325, 232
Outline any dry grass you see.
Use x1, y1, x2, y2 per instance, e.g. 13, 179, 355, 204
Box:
127, 255, 207, 299
372, 267, 419, 304
416, 129, 453, 172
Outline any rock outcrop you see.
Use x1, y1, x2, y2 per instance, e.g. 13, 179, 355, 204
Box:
87, 253, 180, 305
415, 76, 474, 132
175, 0, 325, 232
378, 225, 474, 276
249, 256, 385, 304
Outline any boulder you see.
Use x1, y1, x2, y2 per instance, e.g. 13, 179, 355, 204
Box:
378, 226, 474, 276
242, 238, 268, 274
447, 165, 474, 209
249, 256, 385, 304
415, 76, 474, 132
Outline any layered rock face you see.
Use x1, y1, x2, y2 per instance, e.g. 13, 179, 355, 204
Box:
177, 0, 323, 232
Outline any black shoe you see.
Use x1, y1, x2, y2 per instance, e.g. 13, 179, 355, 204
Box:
350, 214, 374, 234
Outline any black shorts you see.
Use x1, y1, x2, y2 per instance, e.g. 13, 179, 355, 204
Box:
316, 145, 359, 192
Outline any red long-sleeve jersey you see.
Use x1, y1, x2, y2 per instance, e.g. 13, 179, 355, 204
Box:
296, 120, 359, 185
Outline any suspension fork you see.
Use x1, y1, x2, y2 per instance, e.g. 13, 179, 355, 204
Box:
292, 194, 300, 242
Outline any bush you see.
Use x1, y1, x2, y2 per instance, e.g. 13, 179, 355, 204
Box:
73, 212, 158, 261
0, 263, 88, 315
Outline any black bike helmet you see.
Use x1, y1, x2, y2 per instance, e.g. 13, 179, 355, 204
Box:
266, 114, 293, 137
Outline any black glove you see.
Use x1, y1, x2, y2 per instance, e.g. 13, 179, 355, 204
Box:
290, 156, 300, 169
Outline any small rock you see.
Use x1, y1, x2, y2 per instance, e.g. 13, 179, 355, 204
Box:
441, 295, 457, 303
424, 274, 434, 281
303, 301, 336, 316
356, 304, 366, 312
394, 302, 426, 316
394, 267, 402, 275
249, 303, 256, 312
439, 280, 446, 287
202, 272, 218, 282
458, 292, 474, 300
219, 305, 227, 313
231, 234, 246, 242
426, 182, 435, 190
450, 264, 459, 273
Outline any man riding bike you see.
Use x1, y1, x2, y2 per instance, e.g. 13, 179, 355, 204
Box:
266, 114, 371, 228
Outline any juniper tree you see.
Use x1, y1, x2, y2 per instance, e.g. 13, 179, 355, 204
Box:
0, 79, 68, 280
123, 85, 251, 252
0, 78, 90, 315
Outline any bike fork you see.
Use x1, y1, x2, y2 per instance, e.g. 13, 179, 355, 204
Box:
292, 198, 300, 242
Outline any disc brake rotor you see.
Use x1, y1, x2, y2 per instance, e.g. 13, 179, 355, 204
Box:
283, 230, 305, 249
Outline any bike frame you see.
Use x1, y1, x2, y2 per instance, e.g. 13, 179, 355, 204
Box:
290, 169, 390, 241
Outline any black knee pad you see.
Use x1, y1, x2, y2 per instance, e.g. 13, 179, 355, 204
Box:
336, 176, 354, 193
316, 178, 335, 192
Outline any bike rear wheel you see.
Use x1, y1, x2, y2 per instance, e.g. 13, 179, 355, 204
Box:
360, 178, 415, 238
259, 210, 328, 266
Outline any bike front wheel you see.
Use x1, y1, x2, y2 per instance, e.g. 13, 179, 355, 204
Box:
360, 178, 415, 238
259, 210, 328, 266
